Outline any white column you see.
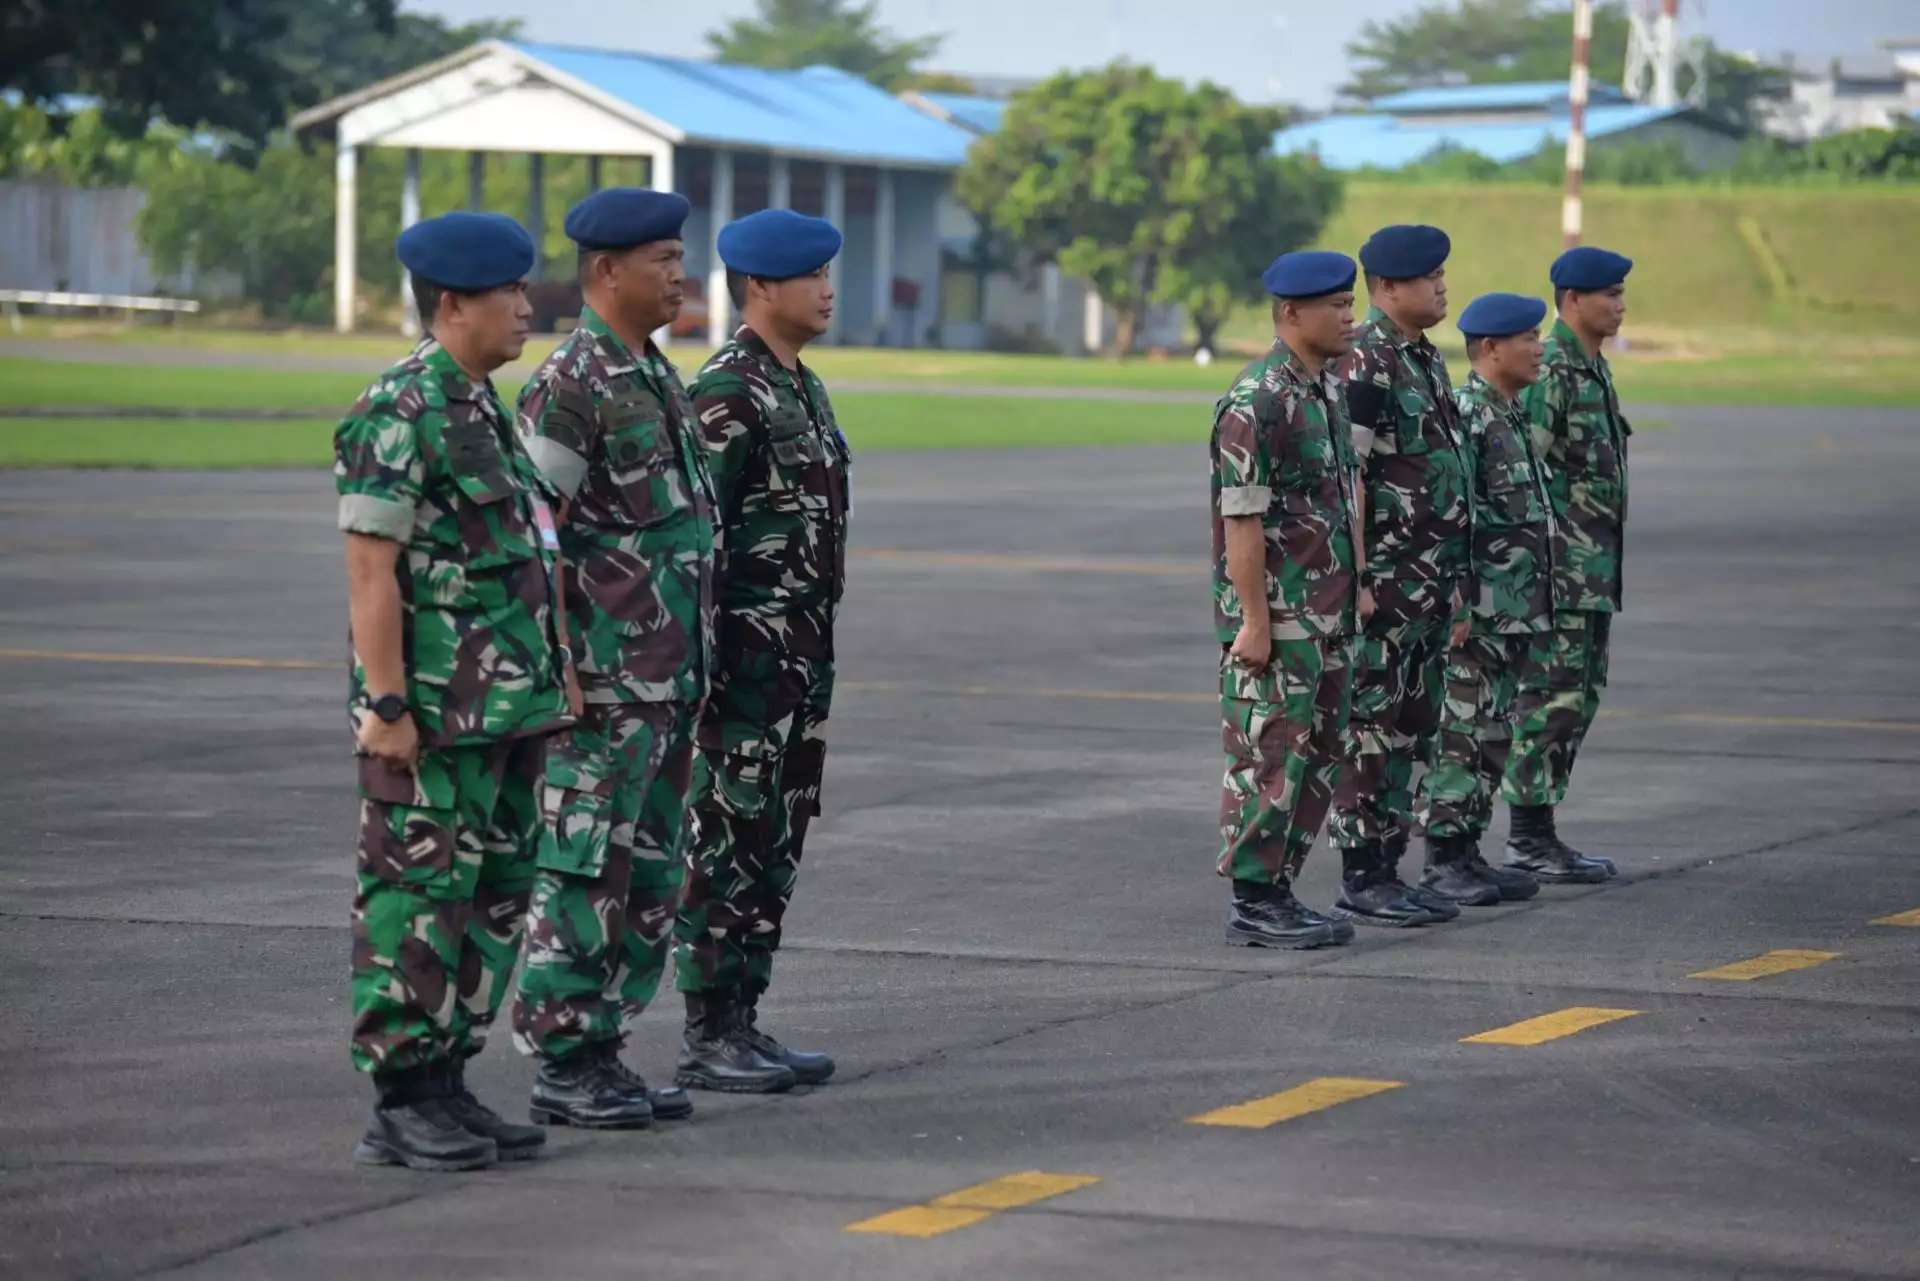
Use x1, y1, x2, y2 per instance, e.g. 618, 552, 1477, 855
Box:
526, 153, 545, 280
1041, 262, 1061, 350
707, 149, 734, 348
334, 144, 357, 334
1083, 290, 1104, 356
399, 148, 422, 338
823, 162, 845, 345
769, 155, 791, 209
873, 168, 895, 346
650, 146, 676, 348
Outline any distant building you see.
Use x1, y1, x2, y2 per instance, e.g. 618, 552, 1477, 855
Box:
1273, 81, 1745, 172
290, 41, 1175, 353
1755, 43, 1920, 140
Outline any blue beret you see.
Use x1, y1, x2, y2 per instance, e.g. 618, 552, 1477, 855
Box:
564, 187, 690, 250
717, 209, 843, 279
1358, 224, 1451, 279
1550, 246, 1633, 291
395, 212, 533, 292
1458, 292, 1549, 339
1262, 250, 1357, 299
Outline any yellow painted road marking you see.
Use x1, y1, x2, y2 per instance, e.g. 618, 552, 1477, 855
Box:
847, 1171, 1100, 1239
1462, 1007, 1643, 1046
0, 648, 332, 671
1871, 908, 1920, 927
1187, 1077, 1404, 1129
3, 648, 1918, 736
1689, 949, 1842, 981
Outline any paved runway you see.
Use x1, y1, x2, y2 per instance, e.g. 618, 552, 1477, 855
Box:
2, 405, 1918, 1280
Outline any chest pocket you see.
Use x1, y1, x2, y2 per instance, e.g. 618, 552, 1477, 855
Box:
442, 418, 533, 571
1272, 407, 1341, 519
602, 397, 688, 529
1481, 427, 1540, 522
1392, 385, 1438, 457
765, 403, 833, 511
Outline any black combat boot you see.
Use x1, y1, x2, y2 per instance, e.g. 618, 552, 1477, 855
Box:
1459, 837, 1540, 900
1225, 880, 1338, 949
1419, 833, 1502, 907
740, 988, 835, 1085
438, 1058, 546, 1160
529, 1043, 654, 1129
1384, 831, 1463, 920
1331, 846, 1447, 928
1504, 804, 1612, 883
677, 992, 798, 1094
353, 1064, 496, 1172
594, 1040, 694, 1120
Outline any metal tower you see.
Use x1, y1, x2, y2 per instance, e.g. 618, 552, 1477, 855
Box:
1625, 0, 1710, 107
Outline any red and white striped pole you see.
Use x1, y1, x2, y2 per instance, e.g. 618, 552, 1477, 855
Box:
1562, 0, 1592, 249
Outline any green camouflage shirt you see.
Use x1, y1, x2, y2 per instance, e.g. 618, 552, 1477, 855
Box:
334, 337, 569, 747
1456, 372, 1555, 635
1339, 306, 1473, 626
1210, 339, 1362, 644
693, 327, 851, 660
1521, 316, 1631, 612
515, 307, 718, 704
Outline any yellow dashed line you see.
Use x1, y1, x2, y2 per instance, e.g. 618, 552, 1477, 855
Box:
1689, 949, 1842, 981
846, 1172, 1100, 1239
1187, 1077, 1404, 1129
1462, 1007, 1644, 1046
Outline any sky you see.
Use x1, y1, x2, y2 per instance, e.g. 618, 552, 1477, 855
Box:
416, 0, 1919, 108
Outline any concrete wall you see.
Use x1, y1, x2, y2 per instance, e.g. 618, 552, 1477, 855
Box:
1607, 118, 1745, 171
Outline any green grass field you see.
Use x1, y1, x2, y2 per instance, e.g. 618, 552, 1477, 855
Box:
0, 395, 1212, 468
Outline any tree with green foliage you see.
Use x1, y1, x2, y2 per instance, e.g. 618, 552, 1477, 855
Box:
0, 101, 194, 188
1342, 0, 1787, 132
706, 0, 943, 90
3, 0, 516, 151
957, 64, 1339, 355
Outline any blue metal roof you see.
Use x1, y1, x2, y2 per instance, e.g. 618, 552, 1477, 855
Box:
915, 92, 1007, 135
1368, 81, 1632, 113
1273, 103, 1688, 170
511, 41, 975, 167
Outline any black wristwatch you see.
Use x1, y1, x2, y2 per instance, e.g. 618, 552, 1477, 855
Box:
361, 692, 410, 724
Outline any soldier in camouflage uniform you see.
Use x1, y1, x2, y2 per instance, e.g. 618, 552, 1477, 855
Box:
1214, 250, 1367, 951
336, 212, 568, 1172
672, 209, 849, 1091
1499, 248, 1633, 882
510, 189, 717, 1128
1412, 294, 1557, 902
1327, 226, 1472, 926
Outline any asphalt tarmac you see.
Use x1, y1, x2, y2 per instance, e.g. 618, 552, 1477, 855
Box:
2, 404, 1918, 1280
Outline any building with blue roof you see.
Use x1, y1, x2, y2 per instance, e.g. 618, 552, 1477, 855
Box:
291, 39, 982, 345
1273, 80, 1744, 172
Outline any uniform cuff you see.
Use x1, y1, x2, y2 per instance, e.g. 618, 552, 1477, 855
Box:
337, 494, 416, 541
1219, 485, 1273, 517
523, 436, 589, 499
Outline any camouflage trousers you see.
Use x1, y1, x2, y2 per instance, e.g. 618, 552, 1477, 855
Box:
511, 701, 695, 1061
1329, 613, 1451, 854
674, 649, 833, 997
1503, 610, 1612, 808
1417, 630, 1531, 841
1217, 635, 1355, 887
350, 737, 542, 1074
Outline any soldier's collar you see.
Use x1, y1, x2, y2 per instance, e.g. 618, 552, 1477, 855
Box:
1365, 306, 1434, 354
418, 337, 487, 403
735, 325, 810, 387
1551, 316, 1606, 371
1271, 338, 1340, 397
578, 305, 643, 375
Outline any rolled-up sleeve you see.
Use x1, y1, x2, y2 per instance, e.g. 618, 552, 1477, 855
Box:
1213, 401, 1272, 518
334, 401, 423, 542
